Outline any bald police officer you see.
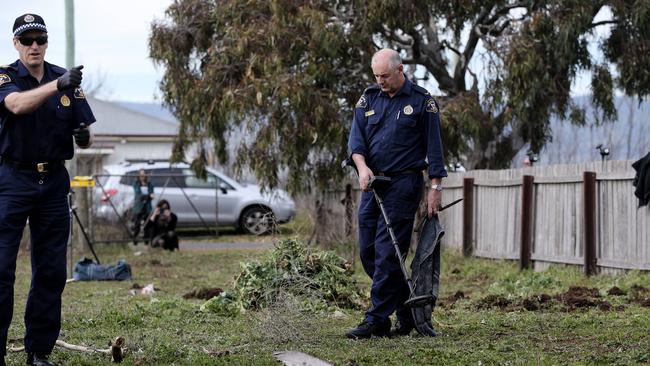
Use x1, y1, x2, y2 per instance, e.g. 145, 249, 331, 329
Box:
346, 49, 447, 339
0, 13, 95, 366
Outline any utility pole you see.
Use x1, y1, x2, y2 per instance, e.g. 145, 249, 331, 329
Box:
65, 0, 75, 69
65, 0, 76, 179
64, 0, 91, 274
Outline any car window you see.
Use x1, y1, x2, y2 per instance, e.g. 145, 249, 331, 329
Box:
149, 168, 186, 188
183, 169, 234, 190
119, 171, 138, 186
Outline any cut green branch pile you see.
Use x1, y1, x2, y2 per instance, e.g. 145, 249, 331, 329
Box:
201, 239, 365, 315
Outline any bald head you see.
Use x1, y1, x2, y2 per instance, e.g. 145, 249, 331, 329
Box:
371, 49, 402, 69
371, 49, 405, 96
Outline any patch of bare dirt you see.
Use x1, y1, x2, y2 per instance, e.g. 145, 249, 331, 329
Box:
607, 286, 626, 296
555, 286, 609, 311
438, 290, 467, 309
475, 287, 620, 312
183, 287, 224, 300
476, 295, 512, 310
629, 284, 650, 307
521, 294, 553, 311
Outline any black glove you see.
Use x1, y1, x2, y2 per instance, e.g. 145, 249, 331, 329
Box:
73, 123, 90, 147
57, 65, 83, 91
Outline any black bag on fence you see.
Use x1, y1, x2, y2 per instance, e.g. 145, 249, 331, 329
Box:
73, 257, 132, 281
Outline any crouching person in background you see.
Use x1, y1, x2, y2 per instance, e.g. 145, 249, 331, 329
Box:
145, 199, 179, 251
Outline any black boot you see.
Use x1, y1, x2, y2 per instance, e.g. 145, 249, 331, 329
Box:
390, 318, 415, 337
345, 320, 390, 339
1, 356, 5, 366
26, 353, 57, 366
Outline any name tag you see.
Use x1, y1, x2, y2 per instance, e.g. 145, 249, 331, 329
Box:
364, 110, 375, 117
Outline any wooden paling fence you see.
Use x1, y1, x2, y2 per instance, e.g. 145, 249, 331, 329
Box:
309, 160, 649, 274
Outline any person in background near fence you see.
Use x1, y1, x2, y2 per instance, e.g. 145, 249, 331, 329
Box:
144, 199, 179, 251
346, 48, 447, 339
0, 13, 95, 366
131, 169, 154, 244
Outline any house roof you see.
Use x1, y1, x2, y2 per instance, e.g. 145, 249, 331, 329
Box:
87, 97, 179, 137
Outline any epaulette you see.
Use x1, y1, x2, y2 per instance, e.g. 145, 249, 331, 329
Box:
356, 85, 380, 108
363, 84, 380, 94
49, 63, 67, 76
412, 84, 431, 96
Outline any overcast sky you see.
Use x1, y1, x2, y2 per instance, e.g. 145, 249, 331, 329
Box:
2, 2, 610, 104
1, 0, 173, 102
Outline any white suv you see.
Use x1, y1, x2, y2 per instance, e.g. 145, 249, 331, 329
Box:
93, 161, 296, 235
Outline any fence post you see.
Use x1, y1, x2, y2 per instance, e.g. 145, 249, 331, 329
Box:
583, 171, 597, 276
462, 178, 474, 257
520, 175, 534, 270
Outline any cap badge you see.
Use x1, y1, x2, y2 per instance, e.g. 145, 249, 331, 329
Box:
24, 15, 35, 23
403, 105, 413, 115
60, 95, 71, 107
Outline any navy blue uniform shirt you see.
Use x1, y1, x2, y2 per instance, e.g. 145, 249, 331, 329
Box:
0, 60, 95, 162
348, 78, 448, 179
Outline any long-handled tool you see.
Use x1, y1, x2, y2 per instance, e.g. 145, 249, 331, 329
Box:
342, 159, 462, 336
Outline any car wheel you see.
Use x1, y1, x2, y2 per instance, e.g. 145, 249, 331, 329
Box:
240, 206, 274, 235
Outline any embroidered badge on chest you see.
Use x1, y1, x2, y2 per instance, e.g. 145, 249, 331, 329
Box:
60, 95, 71, 107
403, 105, 413, 115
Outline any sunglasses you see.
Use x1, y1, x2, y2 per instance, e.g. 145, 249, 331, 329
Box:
17, 35, 48, 46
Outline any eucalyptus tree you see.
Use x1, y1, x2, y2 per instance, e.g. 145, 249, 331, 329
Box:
150, 0, 650, 192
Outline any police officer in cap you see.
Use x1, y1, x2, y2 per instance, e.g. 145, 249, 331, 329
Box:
0, 13, 95, 366
346, 49, 447, 339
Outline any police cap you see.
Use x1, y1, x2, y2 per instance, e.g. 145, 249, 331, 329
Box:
13, 14, 47, 37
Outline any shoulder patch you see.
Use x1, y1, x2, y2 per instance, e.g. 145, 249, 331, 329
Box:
0, 73, 12, 87
412, 84, 431, 96
74, 87, 86, 99
356, 95, 367, 108
425, 98, 438, 113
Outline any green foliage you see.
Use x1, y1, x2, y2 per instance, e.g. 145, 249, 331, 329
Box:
201, 238, 365, 314
200, 291, 242, 316
150, 0, 650, 189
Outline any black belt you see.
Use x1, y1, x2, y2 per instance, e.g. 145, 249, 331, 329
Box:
375, 169, 421, 177
0, 157, 64, 173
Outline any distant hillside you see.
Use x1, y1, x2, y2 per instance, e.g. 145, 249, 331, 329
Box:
512, 95, 650, 167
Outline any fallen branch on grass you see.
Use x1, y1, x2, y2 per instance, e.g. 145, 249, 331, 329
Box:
7, 336, 125, 363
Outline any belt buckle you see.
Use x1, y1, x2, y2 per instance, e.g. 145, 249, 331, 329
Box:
37, 162, 48, 173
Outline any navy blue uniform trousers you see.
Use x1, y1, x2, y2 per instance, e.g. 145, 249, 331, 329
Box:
0, 163, 70, 355
358, 172, 423, 325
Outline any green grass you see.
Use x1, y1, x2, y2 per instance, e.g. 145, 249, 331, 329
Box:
4, 241, 650, 365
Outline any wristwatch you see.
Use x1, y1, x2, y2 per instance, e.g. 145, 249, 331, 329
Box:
431, 184, 443, 192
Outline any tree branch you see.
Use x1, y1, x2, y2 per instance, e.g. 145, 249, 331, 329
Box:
8, 337, 126, 363
590, 20, 618, 28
